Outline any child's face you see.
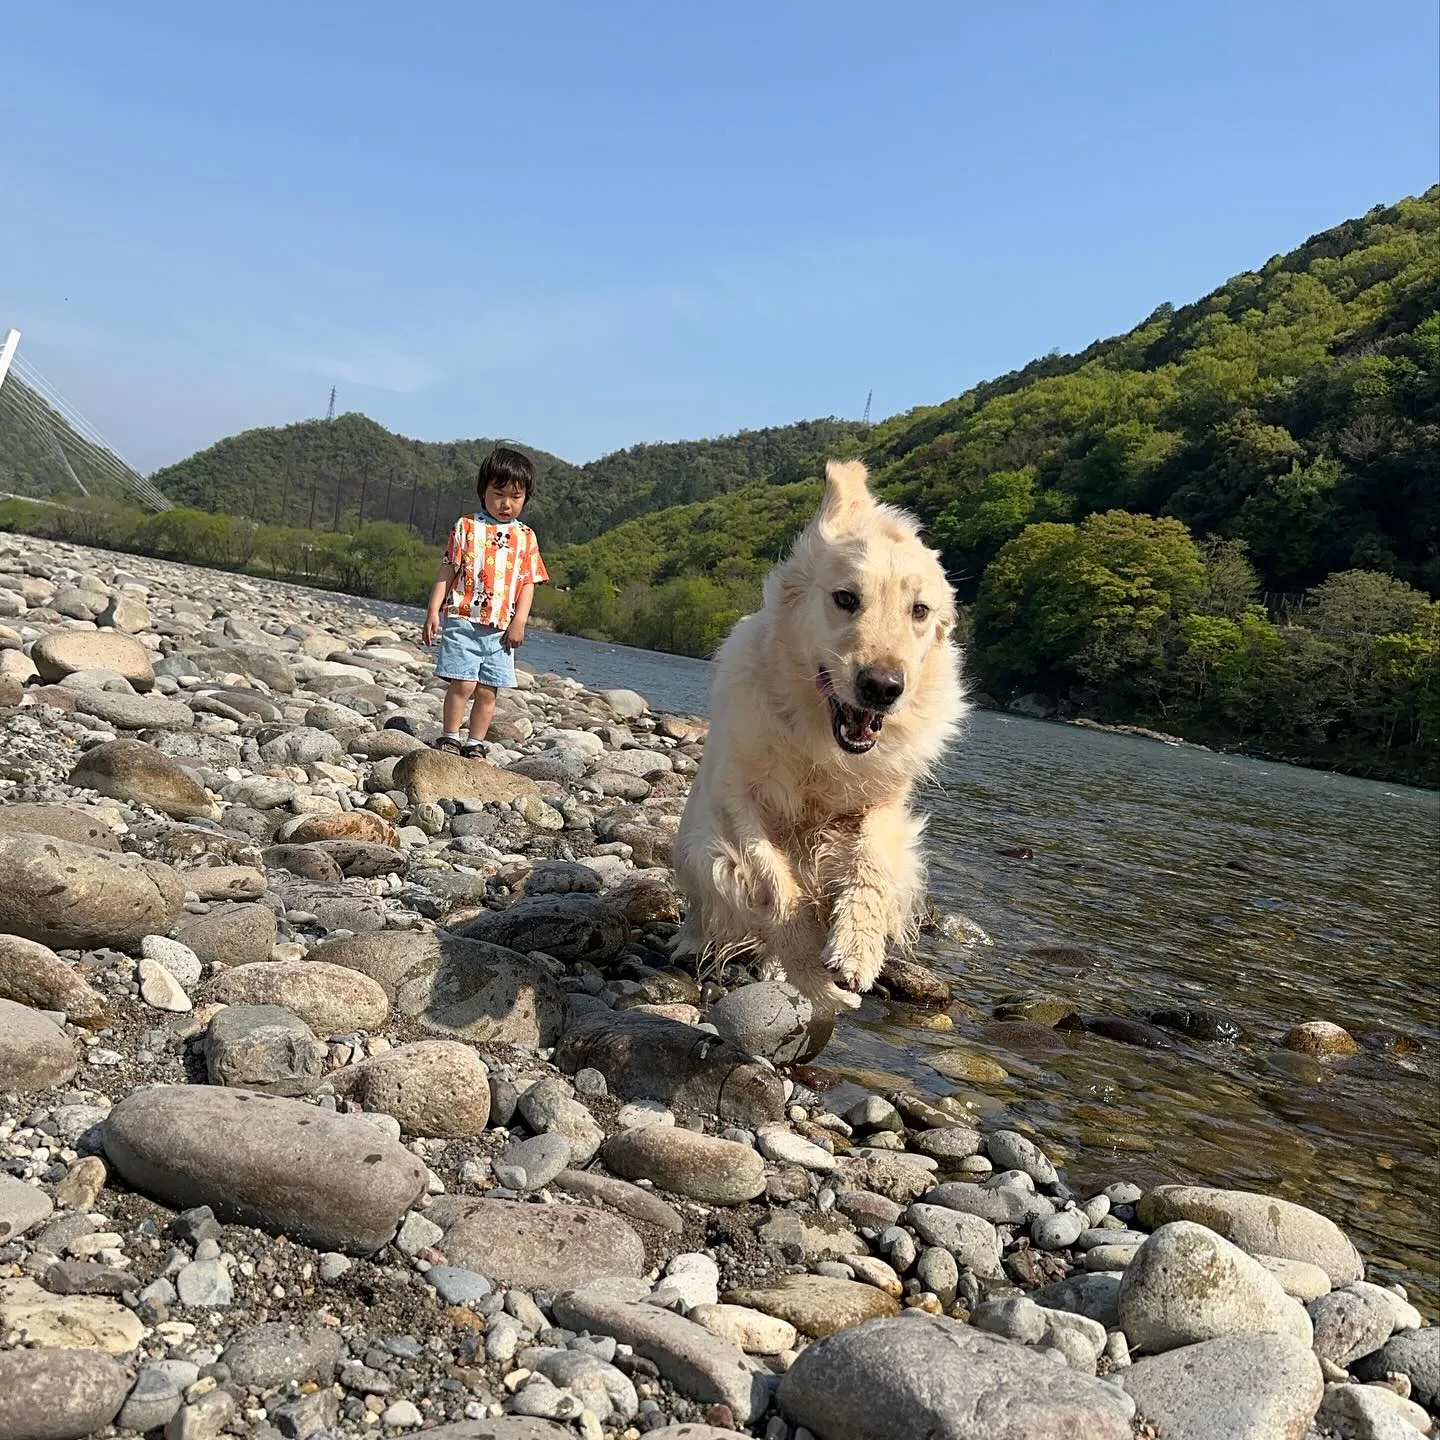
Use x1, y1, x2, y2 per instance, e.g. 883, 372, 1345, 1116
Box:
483, 480, 526, 522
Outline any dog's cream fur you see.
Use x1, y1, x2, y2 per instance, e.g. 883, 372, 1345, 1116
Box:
675, 460, 967, 1010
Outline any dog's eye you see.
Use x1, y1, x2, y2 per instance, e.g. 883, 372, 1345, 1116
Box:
912, 602, 931, 622
832, 590, 860, 613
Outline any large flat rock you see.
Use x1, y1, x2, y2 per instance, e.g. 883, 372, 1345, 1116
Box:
103, 1085, 427, 1253
0, 833, 185, 950
1120, 1333, 1323, 1439
556, 1007, 785, 1127
777, 1313, 1134, 1440
434, 1198, 644, 1291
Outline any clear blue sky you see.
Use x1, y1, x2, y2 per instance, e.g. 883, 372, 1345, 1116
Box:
4, 1, 1436, 474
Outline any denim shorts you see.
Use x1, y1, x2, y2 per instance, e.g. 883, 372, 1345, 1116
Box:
435, 617, 517, 688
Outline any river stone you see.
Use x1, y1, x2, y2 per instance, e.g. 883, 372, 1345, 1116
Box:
219, 1322, 345, 1388
282, 810, 399, 848
264, 844, 345, 884
0, 1348, 129, 1440
453, 893, 628, 965
1318, 1383, 1428, 1438
202, 1005, 328, 1095
833, 1152, 936, 1204
0, 1276, 145, 1353
553, 1278, 768, 1425
1119, 1332, 1323, 1439
723, 1274, 900, 1338
556, 1007, 785, 1127
779, 1313, 1133, 1439
378, 1427, 574, 1440
258, 727, 342, 766
330, 1040, 490, 1137
0, 1172, 53, 1242
0, 935, 108, 1024
689, 1303, 799, 1355
601, 1127, 765, 1205
103, 1085, 427, 1252
1283, 1020, 1360, 1057
72, 690, 195, 731
551, 1170, 685, 1235
317, 931, 568, 1048
437, 1198, 644, 1290
903, 1203, 1004, 1277
186, 865, 267, 901
1307, 1286, 1396, 1367
1119, 1221, 1314, 1353
517, 1078, 604, 1165
1256, 1254, 1333, 1301
210, 960, 389, 1036
31, 630, 154, 690
919, 1181, 1042, 1225
138, 956, 191, 1012
0, 997, 79, 1091
707, 980, 831, 1065
196, 644, 295, 693
0, 803, 122, 850
68, 738, 217, 820
926, 1048, 1009, 1083
392, 748, 539, 805
141, 935, 204, 987
910, 1125, 985, 1162
0, 833, 185, 950
1136, 1185, 1364, 1286
1353, 1327, 1440, 1408
176, 902, 278, 967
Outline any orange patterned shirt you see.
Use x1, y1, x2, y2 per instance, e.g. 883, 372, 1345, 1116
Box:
442, 514, 548, 627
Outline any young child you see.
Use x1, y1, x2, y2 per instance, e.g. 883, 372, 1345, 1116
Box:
422, 445, 548, 756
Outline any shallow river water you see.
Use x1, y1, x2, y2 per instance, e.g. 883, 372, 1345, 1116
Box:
374, 615, 1440, 1310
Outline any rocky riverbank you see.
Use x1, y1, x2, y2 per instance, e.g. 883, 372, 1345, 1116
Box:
0, 536, 1433, 1440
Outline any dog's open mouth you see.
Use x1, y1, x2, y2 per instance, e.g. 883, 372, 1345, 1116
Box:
816, 668, 883, 754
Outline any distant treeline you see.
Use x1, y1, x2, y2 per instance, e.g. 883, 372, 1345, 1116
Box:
0, 498, 439, 606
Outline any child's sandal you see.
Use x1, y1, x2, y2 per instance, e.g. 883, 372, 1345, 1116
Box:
461, 740, 488, 760
432, 736, 463, 756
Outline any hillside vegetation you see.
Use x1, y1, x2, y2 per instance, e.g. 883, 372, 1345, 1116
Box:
537, 190, 1440, 781
1, 190, 1435, 781
146, 413, 861, 548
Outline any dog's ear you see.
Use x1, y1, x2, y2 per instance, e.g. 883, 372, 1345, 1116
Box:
818, 459, 873, 537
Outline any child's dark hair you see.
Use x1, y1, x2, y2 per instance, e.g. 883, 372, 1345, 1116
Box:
477, 445, 534, 503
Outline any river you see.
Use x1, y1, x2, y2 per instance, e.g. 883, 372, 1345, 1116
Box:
371, 615, 1440, 1310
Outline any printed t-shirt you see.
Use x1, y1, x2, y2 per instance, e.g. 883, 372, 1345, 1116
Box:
443, 513, 548, 626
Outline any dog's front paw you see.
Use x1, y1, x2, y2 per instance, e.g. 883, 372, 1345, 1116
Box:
821, 931, 886, 996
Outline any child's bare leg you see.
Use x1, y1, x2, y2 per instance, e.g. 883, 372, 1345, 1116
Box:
443, 680, 477, 733
467, 685, 498, 743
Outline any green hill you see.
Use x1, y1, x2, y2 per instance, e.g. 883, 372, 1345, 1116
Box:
149, 412, 863, 547
864, 190, 1440, 600
537, 190, 1439, 782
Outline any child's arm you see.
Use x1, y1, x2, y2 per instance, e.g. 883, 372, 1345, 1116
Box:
422, 561, 454, 646
502, 581, 535, 652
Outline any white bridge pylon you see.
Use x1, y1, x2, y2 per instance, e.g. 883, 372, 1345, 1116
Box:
0, 327, 171, 512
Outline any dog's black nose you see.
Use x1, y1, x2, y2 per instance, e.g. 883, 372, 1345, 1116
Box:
856, 667, 905, 709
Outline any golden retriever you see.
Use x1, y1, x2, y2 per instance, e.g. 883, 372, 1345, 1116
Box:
675, 459, 967, 1010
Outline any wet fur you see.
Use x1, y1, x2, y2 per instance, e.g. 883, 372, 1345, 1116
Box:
675, 460, 967, 1010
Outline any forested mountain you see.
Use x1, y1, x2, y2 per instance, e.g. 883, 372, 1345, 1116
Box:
148, 413, 863, 547
2, 189, 1436, 780
865, 190, 1439, 600
535, 190, 1440, 781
